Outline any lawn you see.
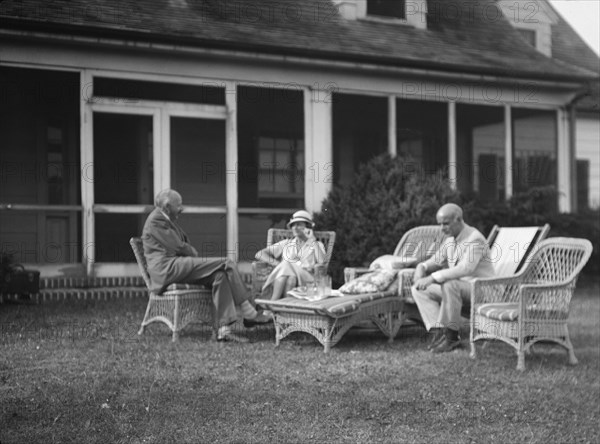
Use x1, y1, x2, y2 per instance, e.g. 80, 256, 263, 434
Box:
1, 280, 599, 444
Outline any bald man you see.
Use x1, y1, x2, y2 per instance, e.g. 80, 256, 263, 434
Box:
142, 189, 270, 343
411, 203, 494, 353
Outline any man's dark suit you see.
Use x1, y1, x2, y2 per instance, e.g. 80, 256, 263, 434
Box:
142, 208, 250, 327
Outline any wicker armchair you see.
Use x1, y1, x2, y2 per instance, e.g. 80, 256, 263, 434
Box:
251, 229, 336, 298
470, 237, 592, 371
399, 224, 550, 323
130, 237, 215, 342
344, 225, 446, 283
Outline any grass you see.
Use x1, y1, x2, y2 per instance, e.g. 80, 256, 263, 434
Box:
1, 280, 599, 444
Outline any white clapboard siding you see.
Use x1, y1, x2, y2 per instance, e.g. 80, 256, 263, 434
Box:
576, 116, 600, 209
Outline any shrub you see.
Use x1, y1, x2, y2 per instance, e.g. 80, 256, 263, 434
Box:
465, 186, 599, 276
313, 154, 458, 284
314, 155, 598, 284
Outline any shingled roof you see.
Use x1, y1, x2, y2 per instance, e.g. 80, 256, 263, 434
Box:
547, 1, 600, 112
0, 0, 596, 83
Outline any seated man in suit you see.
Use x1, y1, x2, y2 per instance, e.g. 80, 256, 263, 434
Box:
142, 189, 270, 343
411, 203, 494, 353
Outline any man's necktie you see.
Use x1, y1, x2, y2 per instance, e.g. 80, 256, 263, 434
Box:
448, 239, 458, 268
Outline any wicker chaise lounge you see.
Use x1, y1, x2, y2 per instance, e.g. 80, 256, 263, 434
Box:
256, 282, 402, 353
255, 225, 448, 352
343, 225, 446, 283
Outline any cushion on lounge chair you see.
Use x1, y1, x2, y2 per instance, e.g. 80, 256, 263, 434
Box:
369, 254, 419, 271
476, 303, 519, 321
257, 289, 398, 318
164, 283, 207, 291
324, 291, 398, 316
339, 269, 397, 294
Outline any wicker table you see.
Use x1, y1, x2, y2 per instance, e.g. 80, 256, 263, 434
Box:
256, 289, 403, 352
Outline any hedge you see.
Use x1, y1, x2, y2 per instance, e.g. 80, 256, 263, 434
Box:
313, 155, 599, 285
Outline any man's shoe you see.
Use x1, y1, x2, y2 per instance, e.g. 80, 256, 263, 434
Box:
243, 312, 272, 328
431, 338, 462, 353
426, 329, 445, 350
216, 327, 249, 343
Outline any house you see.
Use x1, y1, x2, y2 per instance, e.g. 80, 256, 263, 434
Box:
1, 0, 598, 280
498, 0, 600, 210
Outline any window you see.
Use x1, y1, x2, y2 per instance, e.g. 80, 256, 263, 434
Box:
512, 108, 557, 199
333, 93, 387, 187
94, 77, 225, 105
367, 0, 406, 20
396, 99, 448, 177
517, 28, 536, 47
456, 104, 506, 202
257, 136, 304, 200
237, 85, 304, 209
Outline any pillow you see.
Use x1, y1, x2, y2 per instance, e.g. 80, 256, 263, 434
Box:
369, 254, 418, 271
338, 269, 398, 294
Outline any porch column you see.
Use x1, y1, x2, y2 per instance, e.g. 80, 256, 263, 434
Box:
557, 107, 572, 212
304, 88, 333, 214
80, 70, 95, 277
388, 96, 397, 157
568, 105, 578, 212
504, 105, 513, 200
225, 81, 239, 261
448, 101, 457, 189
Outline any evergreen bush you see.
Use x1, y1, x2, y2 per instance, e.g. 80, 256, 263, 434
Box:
466, 186, 599, 275
313, 154, 459, 284
314, 155, 598, 284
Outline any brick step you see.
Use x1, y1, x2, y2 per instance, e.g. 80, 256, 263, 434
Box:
2, 271, 255, 304
1, 286, 148, 304
40, 273, 253, 289
40, 276, 146, 290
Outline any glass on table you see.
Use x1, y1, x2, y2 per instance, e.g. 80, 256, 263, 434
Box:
306, 282, 317, 298
317, 275, 332, 298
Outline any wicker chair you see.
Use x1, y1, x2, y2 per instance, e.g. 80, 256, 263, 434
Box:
251, 228, 336, 298
344, 225, 446, 283
130, 237, 215, 342
470, 237, 592, 371
399, 224, 551, 323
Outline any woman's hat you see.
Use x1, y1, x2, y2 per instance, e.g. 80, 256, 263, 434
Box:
287, 210, 315, 229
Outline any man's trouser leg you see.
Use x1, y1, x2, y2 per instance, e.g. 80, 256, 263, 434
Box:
210, 270, 241, 327
411, 284, 442, 331
438, 280, 471, 332
210, 259, 258, 325
178, 258, 240, 327
222, 259, 252, 305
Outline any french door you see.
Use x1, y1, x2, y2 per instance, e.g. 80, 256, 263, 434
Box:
88, 100, 227, 275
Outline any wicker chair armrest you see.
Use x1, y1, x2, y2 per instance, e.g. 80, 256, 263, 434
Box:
470, 275, 526, 305
252, 260, 275, 275
343, 267, 370, 283
161, 289, 210, 297
397, 268, 416, 300
518, 282, 574, 320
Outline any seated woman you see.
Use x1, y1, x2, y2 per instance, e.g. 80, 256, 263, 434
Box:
255, 210, 327, 301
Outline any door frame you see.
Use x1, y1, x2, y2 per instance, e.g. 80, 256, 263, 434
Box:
86, 99, 229, 276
